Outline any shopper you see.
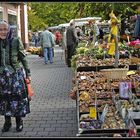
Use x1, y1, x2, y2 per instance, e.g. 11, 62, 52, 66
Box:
34, 32, 39, 47
88, 20, 100, 44
75, 26, 83, 42
0, 20, 31, 132
66, 20, 78, 67
133, 6, 140, 40
61, 27, 67, 64
98, 25, 104, 43
40, 27, 55, 64
55, 30, 62, 46
48, 29, 56, 58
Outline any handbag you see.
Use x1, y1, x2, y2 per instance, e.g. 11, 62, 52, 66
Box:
25, 78, 34, 100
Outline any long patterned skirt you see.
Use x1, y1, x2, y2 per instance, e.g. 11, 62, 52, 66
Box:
0, 67, 30, 117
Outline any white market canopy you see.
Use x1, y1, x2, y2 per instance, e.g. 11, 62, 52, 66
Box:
47, 26, 59, 30
70, 17, 102, 23
58, 23, 70, 28
58, 17, 110, 30
58, 17, 102, 28
69, 17, 103, 27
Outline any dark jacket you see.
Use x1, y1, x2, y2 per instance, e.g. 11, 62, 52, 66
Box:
99, 28, 104, 39
66, 26, 77, 46
134, 15, 140, 39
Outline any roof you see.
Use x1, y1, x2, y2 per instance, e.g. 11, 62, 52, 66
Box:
70, 17, 102, 23
58, 23, 70, 27
48, 26, 59, 30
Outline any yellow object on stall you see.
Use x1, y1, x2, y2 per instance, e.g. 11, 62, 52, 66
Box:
127, 71, 136, 76
107, 11, 120, 56
110, 22, 118, 37
89, 106, 97, 119
109, 10, 119, 37
108, 39, 115, 56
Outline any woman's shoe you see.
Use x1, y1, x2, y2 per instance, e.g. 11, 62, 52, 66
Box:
16, 120, 23, 132
1, 122, 12, 132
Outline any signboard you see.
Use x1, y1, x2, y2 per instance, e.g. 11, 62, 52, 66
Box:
89, 106, 97, 119
119, 82, 132, 99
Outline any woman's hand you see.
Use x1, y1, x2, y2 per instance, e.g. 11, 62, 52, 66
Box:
28, 95, 32, 101
27, 76, 31, 83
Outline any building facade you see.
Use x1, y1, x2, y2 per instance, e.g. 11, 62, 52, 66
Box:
0, 2, 29, 49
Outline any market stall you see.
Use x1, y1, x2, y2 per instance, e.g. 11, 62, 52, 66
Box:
69, 12, 140, 137
74, 63, 140, 137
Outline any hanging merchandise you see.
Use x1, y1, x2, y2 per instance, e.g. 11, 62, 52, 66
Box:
108, 38, 115, 56
108, 11, 120, 67
109, 11, 119, 37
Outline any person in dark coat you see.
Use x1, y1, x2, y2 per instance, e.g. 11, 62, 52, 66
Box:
98, 26, 104, 44
66, 21, 78, 67
134, 15, 140, 39
0, 20, 31, 132
133, 6, 140, 39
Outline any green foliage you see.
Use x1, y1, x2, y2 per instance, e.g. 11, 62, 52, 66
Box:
84, 47, 104, 59
71, 54, 82, 70
28, 2, 139, 32
28, 9, 46, 31
119, 41, 134, 53
76, 47, 89, 55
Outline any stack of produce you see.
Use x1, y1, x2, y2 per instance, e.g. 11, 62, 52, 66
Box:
27, 47, 42, 55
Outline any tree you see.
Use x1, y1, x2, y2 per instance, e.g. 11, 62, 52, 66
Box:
27, 2, 139, 32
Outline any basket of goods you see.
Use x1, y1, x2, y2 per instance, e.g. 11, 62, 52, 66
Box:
100, 66, 129, 79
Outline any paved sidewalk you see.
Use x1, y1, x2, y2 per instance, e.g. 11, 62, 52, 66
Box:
0, 46, 78, 137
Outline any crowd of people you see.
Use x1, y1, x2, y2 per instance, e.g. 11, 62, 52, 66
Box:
28, 11, 140, 68
28, 19, 105, 66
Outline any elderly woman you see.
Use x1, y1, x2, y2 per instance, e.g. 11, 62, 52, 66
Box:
0, 20, 31, 132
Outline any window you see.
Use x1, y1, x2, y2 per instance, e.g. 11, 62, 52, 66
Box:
8, 14, 17, 25
0, 11, 3, 20
0, 7, 3, 20
8, 9, 17, 25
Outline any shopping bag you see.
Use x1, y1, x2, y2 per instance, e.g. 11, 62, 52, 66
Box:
25, 78, 34, 100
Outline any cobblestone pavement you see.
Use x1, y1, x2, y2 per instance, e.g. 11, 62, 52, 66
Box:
0, 46, 78, 137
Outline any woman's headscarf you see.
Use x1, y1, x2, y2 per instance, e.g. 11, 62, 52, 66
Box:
0, 20, 13, 47
0, 20, 11, 39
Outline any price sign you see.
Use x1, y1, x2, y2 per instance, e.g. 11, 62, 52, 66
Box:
80, 76, 86, 80
119, 82, 129, 99
89, 106, 97, 119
